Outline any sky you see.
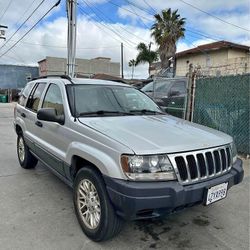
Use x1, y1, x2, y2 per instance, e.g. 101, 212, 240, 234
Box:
0, 0, 249, 78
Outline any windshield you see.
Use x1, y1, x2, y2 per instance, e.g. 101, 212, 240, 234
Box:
67, 84, 164, 117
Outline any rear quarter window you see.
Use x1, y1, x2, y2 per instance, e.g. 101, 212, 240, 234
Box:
26, 83, 46, 113
18, 82, 35, 107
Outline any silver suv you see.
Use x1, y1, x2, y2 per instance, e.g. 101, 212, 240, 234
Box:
14, 75, 244, 241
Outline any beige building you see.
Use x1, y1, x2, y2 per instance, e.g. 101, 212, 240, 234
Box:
175, 41, 250, 77
38, 56, 120, 77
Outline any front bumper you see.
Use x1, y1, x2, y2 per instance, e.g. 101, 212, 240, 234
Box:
104, 158, 244, 220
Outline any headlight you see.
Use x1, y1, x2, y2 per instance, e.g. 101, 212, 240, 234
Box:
121, 154, 176, 181
230, 142, 237, 163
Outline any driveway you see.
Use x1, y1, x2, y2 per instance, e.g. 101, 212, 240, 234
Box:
0, 103, 249, 250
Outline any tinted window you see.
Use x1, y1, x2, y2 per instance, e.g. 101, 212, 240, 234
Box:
154, 81, 172, 95
42, 84, 64, 116
141, 82, 153, 92
170, 81, 186, 95
18, 82, 35, 106
141, 81, 172, 94
26, 83, 46, 112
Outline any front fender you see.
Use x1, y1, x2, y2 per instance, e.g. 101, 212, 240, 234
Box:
66, 142, 126, 179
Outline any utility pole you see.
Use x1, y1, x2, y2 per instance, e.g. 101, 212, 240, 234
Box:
121, 42, 124, 79
67, 0, 77, 77
0, 25, 8, 40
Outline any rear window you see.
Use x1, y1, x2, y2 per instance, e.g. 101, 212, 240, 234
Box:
26, 83, 46, 112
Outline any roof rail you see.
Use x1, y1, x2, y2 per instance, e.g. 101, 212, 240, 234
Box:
32, 75, 73, 83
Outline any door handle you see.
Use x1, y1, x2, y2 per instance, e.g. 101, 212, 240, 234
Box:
21, 113, 26, 118
35, 121, 43, 127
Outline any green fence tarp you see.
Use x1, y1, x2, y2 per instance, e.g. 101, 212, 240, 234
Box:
193, 74, 250, 154
0, 95, 8, 103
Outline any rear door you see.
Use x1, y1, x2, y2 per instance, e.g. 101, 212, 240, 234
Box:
24, 82, 46, 143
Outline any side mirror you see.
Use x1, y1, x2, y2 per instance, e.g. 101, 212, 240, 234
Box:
37, 108, 64, 125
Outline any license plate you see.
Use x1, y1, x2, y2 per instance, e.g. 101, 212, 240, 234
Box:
206, 182, 228, 205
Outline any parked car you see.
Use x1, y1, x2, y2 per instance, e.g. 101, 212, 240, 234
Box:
141, 78, 187, 118
14, 75, 243, 241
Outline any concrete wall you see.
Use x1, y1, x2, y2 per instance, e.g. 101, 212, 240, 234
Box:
176, 48, 250, 76
228, 48, 247, 59
39, 56, 120, 77
0, 65, 39, 89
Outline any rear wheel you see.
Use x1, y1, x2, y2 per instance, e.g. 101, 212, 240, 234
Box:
17, 134, 38, 169
73, 167, 123, 241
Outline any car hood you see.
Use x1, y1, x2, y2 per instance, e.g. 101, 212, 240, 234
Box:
78, 115, 232, 154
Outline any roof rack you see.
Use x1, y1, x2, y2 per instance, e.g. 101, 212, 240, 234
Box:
32, 75, 73, 83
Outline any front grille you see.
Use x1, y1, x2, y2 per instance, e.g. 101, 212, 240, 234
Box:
168, 145, 232, 185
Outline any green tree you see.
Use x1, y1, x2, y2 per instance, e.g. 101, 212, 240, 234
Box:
128, 59, 136, 79
135, 42, 158, 76
151, 8, 185, 70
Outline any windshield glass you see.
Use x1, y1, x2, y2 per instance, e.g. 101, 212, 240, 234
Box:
67, 84, 164, 117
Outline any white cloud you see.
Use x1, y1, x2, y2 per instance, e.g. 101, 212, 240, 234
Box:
117, 4, 154, 26
0, 0, 249, 79
0, 0, 62, 28
122, 0, 250, 43
0, 15, 153, 78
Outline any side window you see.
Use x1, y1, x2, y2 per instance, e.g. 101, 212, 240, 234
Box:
42, 84, 64, 116
141, 82, 153, 92
170, 81, 186, 96
26, 83, 46, 112
18, 82, 35, 106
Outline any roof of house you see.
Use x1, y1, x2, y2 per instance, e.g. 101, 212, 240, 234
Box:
176, 41, 250, 58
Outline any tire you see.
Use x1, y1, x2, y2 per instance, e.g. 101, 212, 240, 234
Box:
17, 134, 38, 169
73, 167, 123, 241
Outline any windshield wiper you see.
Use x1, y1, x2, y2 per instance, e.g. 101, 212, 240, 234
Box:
78, 110, 133, 117
129, 109, 165, 115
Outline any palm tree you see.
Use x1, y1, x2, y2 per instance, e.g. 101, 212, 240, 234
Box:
128, 59, 136, 79
151, 8, 185, 71
135, 42, 158, 76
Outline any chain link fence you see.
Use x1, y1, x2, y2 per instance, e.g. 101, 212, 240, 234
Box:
193, 74, 250, 154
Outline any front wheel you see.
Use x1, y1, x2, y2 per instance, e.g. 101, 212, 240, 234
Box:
17, 134, 38, 169
73, 167, 123, 241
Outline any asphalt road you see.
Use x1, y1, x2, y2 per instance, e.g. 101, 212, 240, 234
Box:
0, 103, 249, 250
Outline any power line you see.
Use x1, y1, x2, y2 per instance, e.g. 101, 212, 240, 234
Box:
124, 0, 154, 16
11, 40, 120, 50
185, 30, 219, 41
0, 0, 14, 22
108, 0, 152, 22
179, 0, 250, 32
78, 6, 131, 48
81, 0, 148, 45
0, 0, 47, 51
108, 0, 224, 42
183, 37, 210, 57
15, 0, 38, 25
78, 5, 135, 48
123, 0, 150, 29
142, 0, 157, 15
0, 0, 61, 59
